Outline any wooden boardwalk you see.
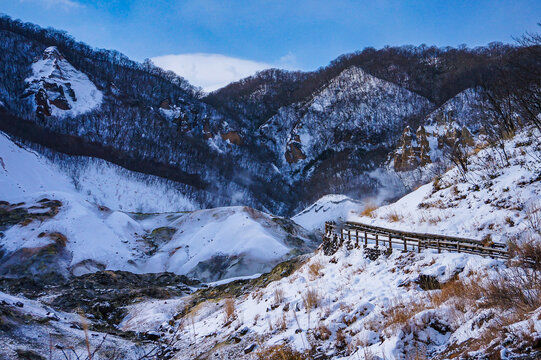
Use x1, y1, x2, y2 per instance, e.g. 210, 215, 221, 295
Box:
323, 221, 508, 259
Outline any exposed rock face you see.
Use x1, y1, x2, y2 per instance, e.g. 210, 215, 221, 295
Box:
437, 126, 475, 152
393, 126, 431, 171
34, 88, 51, 117
160, 99, 171, 110
460, 126, 475, 146
285, 143, 306, 163
390, 88, 485, 182
221, 131, 243, 145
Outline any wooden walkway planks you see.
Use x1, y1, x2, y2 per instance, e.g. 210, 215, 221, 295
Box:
323, 221, 508, 259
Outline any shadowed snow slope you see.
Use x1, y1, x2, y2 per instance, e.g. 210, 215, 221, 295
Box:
0, 131, 195, 212
0, 132, 74, 199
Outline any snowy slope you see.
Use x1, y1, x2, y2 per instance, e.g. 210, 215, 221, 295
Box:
352, 128, 541, 243
130, 241, 538, 359
0, 131, 195, 212
0, 196, 316, 281
0, 132, 74, 200
56, 156, 196, 213
143, 206, 317, 281
292, 194, 364, 232
24, 46, 103, 117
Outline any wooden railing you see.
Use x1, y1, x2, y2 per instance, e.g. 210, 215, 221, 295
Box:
323, 221, 508, 259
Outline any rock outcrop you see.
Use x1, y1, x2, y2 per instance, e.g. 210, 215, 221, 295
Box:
221, 131, 243, 145
23, 46, 103, 118
393, 126, 432, 171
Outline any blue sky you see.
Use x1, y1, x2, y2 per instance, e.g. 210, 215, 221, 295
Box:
2, 0, 540, 90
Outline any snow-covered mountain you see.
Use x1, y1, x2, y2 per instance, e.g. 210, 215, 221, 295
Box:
259, 66, 432, 178
4, 16, 517, 215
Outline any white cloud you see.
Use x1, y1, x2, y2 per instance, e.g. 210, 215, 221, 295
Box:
279, 52, 298, 69
151, 53, 295, 92
20, 0, 83, 9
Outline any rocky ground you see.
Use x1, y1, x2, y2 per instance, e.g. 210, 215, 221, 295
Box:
0, 270, 199, 359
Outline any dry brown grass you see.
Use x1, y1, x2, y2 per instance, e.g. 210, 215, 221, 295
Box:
252, 289, 264, 301
418, 199, 447, 209
335, 328, 347, 351
432, 176, 442, 192
314, 322, 331, 340
382, 300, 429, 331
307, 260, 324, 278
256, 344, 308, 360
431, 246, 541, 316
275, 313, 287, 331
361, 203, 378, 218
385, 210, 404, 223
273, 287, 285, 305
302, 288, 321, 329
418, 212, 442, 225
302, 288, 321, 311
429, 277, 482, 311
78, 309, 92, 360
525, 201, 541, 234
223, 298, 236, 323
509, 239, 541, 271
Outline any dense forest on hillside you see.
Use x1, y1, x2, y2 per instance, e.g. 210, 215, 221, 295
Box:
1, 15, 540, 215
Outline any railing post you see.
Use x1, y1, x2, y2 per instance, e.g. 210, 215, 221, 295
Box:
355, 230, 359, 248
348, 230, 351, 246
403, 236, 407, 251
364, 232, 368, 247
340, 229, 344, 246
388, 234, 392, 250
375, 234, 379, 248
457, 242, 460, 253
437, 239, 440, 253
418, 239, 421, 253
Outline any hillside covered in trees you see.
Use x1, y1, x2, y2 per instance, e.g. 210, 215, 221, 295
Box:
0, 15, 540, 215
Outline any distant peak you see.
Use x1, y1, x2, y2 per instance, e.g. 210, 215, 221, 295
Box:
41, 46, 64, 61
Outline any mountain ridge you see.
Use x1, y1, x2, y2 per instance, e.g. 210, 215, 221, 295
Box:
0, 15, 536, 216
